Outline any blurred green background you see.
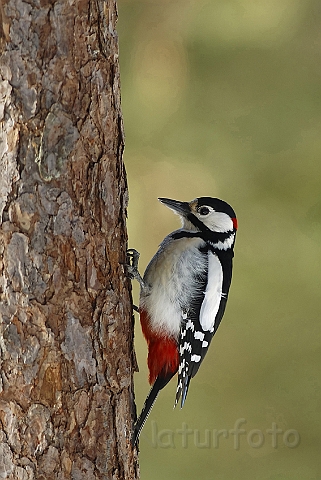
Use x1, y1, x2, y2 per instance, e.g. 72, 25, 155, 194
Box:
117, 1, 321, 478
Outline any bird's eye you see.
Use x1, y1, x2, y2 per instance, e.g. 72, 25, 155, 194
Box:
198, 206, 210, 216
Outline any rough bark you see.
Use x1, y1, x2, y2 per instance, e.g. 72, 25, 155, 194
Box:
0, 1, 138, 479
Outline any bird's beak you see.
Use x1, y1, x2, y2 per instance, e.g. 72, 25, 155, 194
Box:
158, 198, 190, 216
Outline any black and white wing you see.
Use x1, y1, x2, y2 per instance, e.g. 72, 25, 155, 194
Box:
175, 250, 230, 407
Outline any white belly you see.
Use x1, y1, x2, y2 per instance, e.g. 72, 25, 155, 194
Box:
140, 236, 207, 338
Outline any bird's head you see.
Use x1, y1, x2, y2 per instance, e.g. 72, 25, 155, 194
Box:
158, 197, 237, 234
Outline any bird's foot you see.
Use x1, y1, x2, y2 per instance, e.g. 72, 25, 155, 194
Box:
126, 249, 145, 289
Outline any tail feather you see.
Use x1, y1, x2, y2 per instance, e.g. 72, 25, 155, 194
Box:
132, 374, 173, 446
181, 375, 191, 408
174, 371, 191, 408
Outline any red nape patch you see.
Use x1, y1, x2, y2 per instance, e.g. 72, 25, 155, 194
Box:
140, 308, 179, 384
232, 217, 238, 230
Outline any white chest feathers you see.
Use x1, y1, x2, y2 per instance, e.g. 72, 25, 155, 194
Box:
140, 236, 223, 338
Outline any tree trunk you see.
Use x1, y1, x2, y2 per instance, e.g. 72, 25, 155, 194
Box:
0, 1, 138, 479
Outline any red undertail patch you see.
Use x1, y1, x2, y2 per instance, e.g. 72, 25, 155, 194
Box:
140, 308, 179, 384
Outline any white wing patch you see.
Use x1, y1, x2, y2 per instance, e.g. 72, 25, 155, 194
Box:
199, 252, 223, 332
194, 331, 204, 340
191, 354, 201, 362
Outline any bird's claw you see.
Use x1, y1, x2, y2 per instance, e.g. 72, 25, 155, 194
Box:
126, 249, 140, 279
126, 249, 145, 289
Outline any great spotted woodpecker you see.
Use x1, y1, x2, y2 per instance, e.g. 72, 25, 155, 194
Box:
127, 197, 237, 446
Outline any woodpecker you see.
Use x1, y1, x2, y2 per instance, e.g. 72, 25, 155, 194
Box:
127, 196, 237, 446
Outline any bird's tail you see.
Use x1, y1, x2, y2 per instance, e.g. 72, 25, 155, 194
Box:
132, 374, 173, 446
175, 374, 191, 408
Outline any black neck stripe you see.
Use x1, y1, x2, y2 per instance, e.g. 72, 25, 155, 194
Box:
186, 213, 212, 234
171, 228, 234, 247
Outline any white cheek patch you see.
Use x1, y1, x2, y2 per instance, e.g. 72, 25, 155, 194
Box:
203, 211, 233, 233
199, 252, 223, 331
